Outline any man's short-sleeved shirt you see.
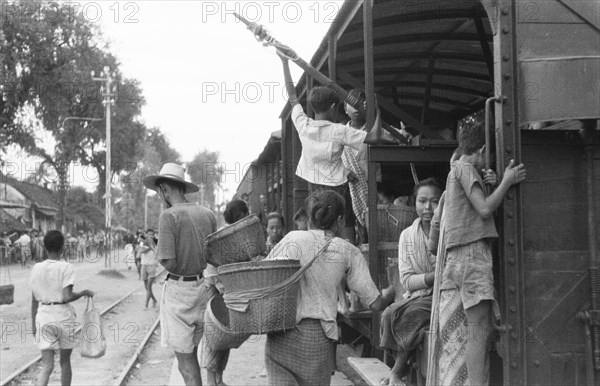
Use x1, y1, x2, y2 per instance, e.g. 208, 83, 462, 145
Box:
29, 260, 75, 303
291, 104, 367, 186
156, 203, 217, 276
443, 160, 498, 249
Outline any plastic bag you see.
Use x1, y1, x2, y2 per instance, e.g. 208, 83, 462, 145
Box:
81, 297, 106, 358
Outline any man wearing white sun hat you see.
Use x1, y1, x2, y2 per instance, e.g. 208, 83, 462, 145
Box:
143, 163, 217, 386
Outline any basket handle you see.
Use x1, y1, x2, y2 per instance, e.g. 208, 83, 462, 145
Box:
223, 238, 334, 312
386, 206, 400, 227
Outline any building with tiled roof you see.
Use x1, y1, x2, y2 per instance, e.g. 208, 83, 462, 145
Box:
0, 207, 26, 234
0, 177, 59, 232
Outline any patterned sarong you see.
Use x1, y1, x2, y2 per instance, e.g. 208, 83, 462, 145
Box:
341, 147, 368, 227
265, 318, 334, 386
434, 289, 468, 385
427, 204, 469, 386
427, 207, 489, 386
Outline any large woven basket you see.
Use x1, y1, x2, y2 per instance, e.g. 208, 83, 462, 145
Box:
205, 215, 266, 267
366, 204, 417, 242
0, 284, 14, 305
218, 260, 301, 334
203, 295, 251, 350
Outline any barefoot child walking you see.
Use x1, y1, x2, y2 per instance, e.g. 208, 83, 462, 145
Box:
30, 230, 94, 386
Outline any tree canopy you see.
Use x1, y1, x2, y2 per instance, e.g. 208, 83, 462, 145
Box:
0, 0, 147, 194
187, 150, 223, 211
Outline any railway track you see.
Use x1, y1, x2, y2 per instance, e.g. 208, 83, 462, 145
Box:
1, 283, 162, 386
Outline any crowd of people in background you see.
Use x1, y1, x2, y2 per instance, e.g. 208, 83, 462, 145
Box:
0, 229, 131, 266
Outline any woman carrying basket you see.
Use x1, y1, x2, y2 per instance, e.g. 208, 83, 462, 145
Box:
264, 190, 387, 385
202, 199, 249, 386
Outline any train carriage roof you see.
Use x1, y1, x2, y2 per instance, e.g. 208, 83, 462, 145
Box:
282, 0, 494, 130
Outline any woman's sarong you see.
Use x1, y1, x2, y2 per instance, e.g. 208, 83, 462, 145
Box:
427, 207, 469, 386
265, 318, 334, 386
434, 288, 468, 385
427, 210, 494, 386
380, 295, 432, 367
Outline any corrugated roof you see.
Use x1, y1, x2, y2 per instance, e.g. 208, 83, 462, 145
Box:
281, 0, 493, 130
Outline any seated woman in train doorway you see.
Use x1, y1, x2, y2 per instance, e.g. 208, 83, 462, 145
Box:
379, 178, 442, 385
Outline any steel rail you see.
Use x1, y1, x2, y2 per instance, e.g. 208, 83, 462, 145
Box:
115, 317, 161, 386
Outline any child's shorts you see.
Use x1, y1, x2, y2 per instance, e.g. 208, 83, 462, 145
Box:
36, 305, 78, 350
441, 240, 495, 310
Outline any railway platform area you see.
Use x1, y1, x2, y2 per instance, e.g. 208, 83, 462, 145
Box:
168, 337, 355, 386
1, 251, 368, 385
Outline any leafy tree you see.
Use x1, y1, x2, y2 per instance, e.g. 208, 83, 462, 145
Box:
113, 129, 181, 231
0, 0, 147, 226
187, 150, 223, 211
65, 186, 104, 230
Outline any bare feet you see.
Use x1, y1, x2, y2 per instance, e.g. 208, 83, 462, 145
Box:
388, 357, 408, 386
388, 372, 405, 386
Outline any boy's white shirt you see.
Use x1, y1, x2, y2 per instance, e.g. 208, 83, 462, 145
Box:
29, 260, 75, 303
291, 104, 367, 186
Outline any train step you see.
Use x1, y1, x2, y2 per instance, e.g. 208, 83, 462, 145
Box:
348, 357, 391, 386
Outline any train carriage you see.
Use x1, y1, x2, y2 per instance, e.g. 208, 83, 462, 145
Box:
256, 0, 600, 384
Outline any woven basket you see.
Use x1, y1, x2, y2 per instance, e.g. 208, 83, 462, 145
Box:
218, 260, 301, 334
365, 204, 417, 242
0, 284, 15, 305
203, 295, 251, 350
205, 215, 266, 267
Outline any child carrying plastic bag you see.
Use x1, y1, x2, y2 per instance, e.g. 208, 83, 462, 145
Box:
81, 297, 106, 358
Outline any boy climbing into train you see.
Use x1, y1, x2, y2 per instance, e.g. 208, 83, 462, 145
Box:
277, 51, 386, 243
440, 125, 526, 385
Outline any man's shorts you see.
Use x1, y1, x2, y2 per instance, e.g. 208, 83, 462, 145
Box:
307, 182, 356, 227
35, 305, 78, 350
441, 239, 495, 310
160, 278, 212, 353
141, 265, 157, 280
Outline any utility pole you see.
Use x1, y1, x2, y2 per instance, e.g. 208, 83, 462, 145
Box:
144, 189, 149, 231
93, 67, 115, 269
200, 183, 206, 207
58, 117, 102, 234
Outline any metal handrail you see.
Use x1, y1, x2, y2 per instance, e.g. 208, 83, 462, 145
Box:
484, 96, 502, 170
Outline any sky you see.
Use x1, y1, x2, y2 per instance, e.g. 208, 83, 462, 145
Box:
88, 0, 344, 200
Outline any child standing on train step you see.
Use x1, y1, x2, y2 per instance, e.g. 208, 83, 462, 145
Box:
440, 125, 526, 385
279, 53, 385, 242
30, 230, 94, 386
